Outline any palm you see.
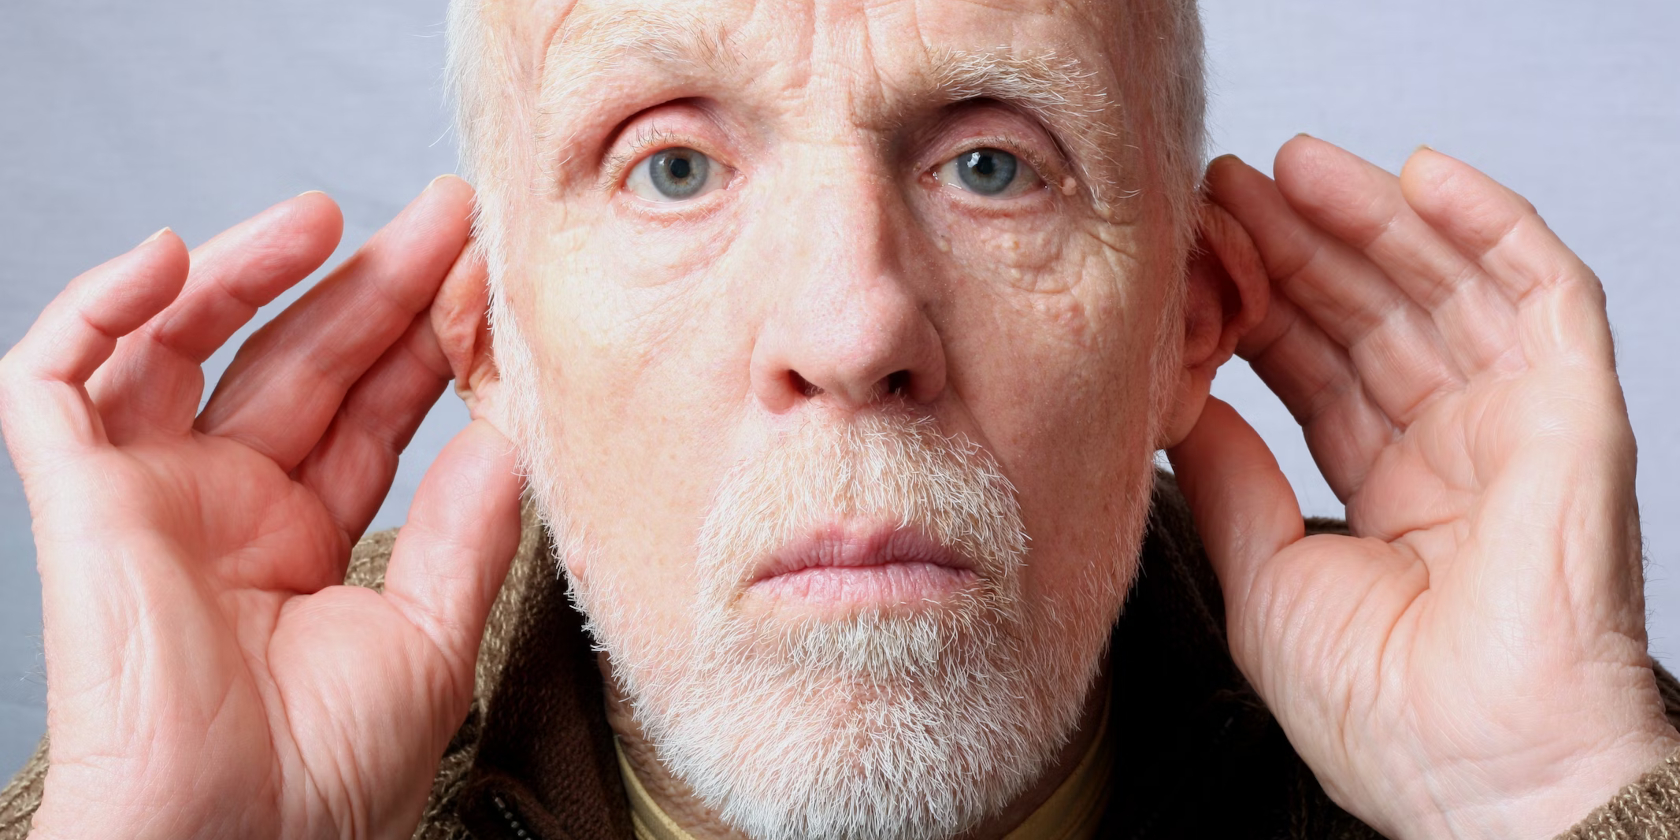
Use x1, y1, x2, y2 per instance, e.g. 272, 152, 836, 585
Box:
1172, 140, 1674, 839
2, 181, 521, 840
47, 443, 424, 832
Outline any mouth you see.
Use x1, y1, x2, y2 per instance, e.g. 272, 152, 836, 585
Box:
745, 524, 979, 613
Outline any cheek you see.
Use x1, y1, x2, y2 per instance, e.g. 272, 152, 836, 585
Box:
937, 230, 1164, 603
926, 207, 1078, 295
529, 211, 742, 405
512, 213, 748, 607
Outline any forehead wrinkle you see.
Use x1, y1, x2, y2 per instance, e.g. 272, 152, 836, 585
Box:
533, 7, 741, 168
525, 8, 1132, 212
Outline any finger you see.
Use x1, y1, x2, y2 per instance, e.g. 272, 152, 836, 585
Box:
0, 229, 189, 460
90, 193, 345, 441
1166, 398, 1305, 621
1238, 291, 1397, 501
196, 175, 474, 471
1208, 154, 1462, 429
158, 192, 346, 363
293, 313, 453, 547
1400, 148, 1614, 370
383, 418, 522, 679
1273, 136, 1525, 377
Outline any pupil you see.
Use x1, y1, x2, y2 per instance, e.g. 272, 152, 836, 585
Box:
956, 148, 1018, 196
648, 147, 710, 199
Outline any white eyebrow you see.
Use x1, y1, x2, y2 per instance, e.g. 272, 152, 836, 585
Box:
533, 15, 1128, 207
535, 8, 739, 119
921, 48, 1125, 203
925, 48, 1114, 134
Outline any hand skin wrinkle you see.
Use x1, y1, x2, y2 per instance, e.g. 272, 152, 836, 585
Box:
13, 2, 1680, 840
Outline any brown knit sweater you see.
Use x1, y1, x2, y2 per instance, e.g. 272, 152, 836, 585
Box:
5, 473, 1680, 839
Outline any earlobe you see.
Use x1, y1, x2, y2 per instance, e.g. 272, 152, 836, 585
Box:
430, 239, 503, 420
1158, 189, 1271, 448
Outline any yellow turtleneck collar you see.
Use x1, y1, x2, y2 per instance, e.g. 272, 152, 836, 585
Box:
616, 694, 1113, 840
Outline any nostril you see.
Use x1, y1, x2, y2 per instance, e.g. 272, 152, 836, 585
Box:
885, 370, 911, 397
791, 371, 822, 398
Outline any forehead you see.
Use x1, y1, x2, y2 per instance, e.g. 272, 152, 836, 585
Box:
544, 0, 1117, 57
497, 0, 1143, 190
498, 0, 1139, 116
521, 0, 1127, 61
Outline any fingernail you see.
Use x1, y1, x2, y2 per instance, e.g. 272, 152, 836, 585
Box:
297, 189, 328, 198
1415, 143, 1435, 154
141, 226, 171, 246
429, 173, 461, 190
1294, 132, 1315, 140
1210, 153, 1243, 166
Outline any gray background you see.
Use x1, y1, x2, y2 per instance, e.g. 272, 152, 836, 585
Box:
1, 1, 1675, 776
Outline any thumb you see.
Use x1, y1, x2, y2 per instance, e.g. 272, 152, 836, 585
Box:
384, 417, 524, 676
1166, 397, 1304, 622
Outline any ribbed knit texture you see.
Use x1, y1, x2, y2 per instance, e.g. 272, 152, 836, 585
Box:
1561, 749, 1680, 838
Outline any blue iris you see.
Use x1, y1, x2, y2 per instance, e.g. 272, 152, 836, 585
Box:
648, 148, 710, 199
956, 148, 1018, 195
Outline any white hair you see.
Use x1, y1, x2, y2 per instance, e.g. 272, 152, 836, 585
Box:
560, 409, 1146, 840
445, 0, 1209, 461
444, 0, 1208, 280
441, 3, 1207, 836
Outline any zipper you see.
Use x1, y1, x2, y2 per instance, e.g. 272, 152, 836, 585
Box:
491, 792, 537, 840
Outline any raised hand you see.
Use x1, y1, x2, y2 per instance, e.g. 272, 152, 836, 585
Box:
0, 178, 523, 839
1169, 138, 1680, 839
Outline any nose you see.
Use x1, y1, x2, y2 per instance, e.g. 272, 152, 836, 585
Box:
749, 167, 947, 415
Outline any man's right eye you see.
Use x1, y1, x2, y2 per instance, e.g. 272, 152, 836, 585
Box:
626, 147, 727, 202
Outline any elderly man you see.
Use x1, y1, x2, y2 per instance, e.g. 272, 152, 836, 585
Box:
3, 0, 1678, 838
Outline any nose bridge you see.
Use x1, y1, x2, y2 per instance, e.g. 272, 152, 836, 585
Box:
749, 142, 946, 413
777, 137, 895, 279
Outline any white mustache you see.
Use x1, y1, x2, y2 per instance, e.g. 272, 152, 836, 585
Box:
694, 411, 1029, 609
546, 408, 1126, 840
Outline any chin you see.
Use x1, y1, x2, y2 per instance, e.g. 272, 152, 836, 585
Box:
534, 406, 1153, 839
585, 565, 1117, 840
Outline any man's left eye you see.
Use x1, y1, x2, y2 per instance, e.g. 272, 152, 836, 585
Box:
935, 148, 1042, 198
626, 147, 728, 202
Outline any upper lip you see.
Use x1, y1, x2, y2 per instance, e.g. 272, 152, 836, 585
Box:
750, 524, 973, 584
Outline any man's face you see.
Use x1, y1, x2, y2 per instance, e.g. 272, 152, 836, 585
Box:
485, 0, 1186, 836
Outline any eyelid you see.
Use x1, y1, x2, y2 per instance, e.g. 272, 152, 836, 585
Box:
601, 124, 728, 194
934, 135, 1057, 194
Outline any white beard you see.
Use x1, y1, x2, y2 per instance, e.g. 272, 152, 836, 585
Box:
498, 322, 1144, 840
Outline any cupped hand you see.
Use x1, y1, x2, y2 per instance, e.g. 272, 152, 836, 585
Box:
0, 178, 523, 839
1169, 138, 1680, 839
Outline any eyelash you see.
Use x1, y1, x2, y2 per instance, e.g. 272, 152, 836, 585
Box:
932, 134, 1059, 193
601, 125, 715, 192
599, 126, 1063, 198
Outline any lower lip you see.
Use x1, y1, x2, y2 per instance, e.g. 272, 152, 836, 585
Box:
748, 561, 977, 607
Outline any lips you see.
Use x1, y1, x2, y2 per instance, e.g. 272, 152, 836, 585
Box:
746, 524, 978, 609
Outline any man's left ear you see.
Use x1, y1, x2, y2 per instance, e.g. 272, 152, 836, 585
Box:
1157, 197, 1271, 448
431, 239, 505, 423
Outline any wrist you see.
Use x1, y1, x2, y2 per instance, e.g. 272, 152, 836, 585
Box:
27, 806, 141, 840
1424, 727, 1680, 840
30, 779, 218, 840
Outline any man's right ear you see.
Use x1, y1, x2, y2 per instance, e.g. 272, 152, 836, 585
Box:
431, 240, 503, 422
1155, 186, 1272, 449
